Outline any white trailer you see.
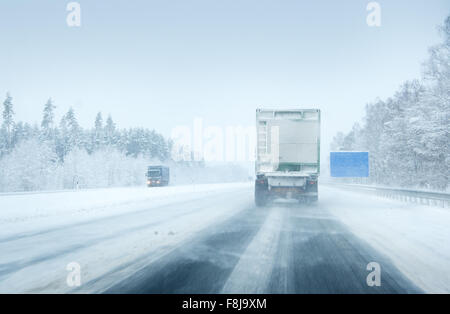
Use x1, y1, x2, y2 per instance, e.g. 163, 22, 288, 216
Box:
255, 109, 321, 206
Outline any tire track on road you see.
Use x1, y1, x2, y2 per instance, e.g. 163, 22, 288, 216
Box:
221, 206, 285, 293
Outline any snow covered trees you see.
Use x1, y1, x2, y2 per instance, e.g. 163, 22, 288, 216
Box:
1, 93, 14, 154
0, 138, 58, 191
0, 95, 173, 192
41, 98, 55, 131
330, 16, 450, 191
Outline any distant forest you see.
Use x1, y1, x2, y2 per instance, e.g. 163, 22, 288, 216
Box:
0, 95, 176, 191
0, 97, 246, 192
331, 15, 449, 191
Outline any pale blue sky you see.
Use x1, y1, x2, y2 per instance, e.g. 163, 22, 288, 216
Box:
0, 0, 449, 150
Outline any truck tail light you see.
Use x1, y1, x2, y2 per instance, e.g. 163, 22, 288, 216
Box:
256, 178, 267, 185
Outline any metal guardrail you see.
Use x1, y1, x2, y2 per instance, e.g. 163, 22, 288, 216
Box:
324, 182, 450, 208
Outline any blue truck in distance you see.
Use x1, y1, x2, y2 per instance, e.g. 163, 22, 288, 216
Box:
147, 166, 170, 187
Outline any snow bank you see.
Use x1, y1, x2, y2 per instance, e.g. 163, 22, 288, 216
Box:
0, 182, 250, 237
321, 185, 450, 293
0, 182, 253, 293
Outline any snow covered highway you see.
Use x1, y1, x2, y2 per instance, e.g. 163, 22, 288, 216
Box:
0, 183, 449, 294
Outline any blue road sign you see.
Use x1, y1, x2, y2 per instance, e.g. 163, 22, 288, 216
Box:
330, 152, 369, 177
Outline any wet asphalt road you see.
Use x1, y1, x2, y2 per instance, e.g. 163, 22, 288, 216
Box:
105, 196, 421, 294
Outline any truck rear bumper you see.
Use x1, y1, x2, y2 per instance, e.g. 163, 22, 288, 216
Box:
268, 176, 306, 187
255, 173, 318, 201
268, 186, 317, 198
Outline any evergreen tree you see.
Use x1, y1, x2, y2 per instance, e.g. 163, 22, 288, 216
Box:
95, 112, 103, 132
41, 98, 56, 130
105, 114, 116, 146
93, 112, 104, 150
65, 107, 81, 148
2, 93, 14, 151
41, 98, 56, 142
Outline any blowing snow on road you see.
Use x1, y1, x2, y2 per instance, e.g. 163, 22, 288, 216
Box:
1, 183, 448, 294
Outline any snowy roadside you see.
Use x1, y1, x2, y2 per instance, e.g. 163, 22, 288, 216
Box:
321, 178, 450, 195
0, 182, 253, 293
0, 182, 251, 237
321, 185, 450, 293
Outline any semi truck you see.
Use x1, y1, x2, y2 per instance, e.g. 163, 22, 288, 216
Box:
147, 165, 170, 187
255, 109, 320, 206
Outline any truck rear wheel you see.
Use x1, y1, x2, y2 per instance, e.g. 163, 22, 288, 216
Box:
255, 186, 268, 207
307, 196, 318, 203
